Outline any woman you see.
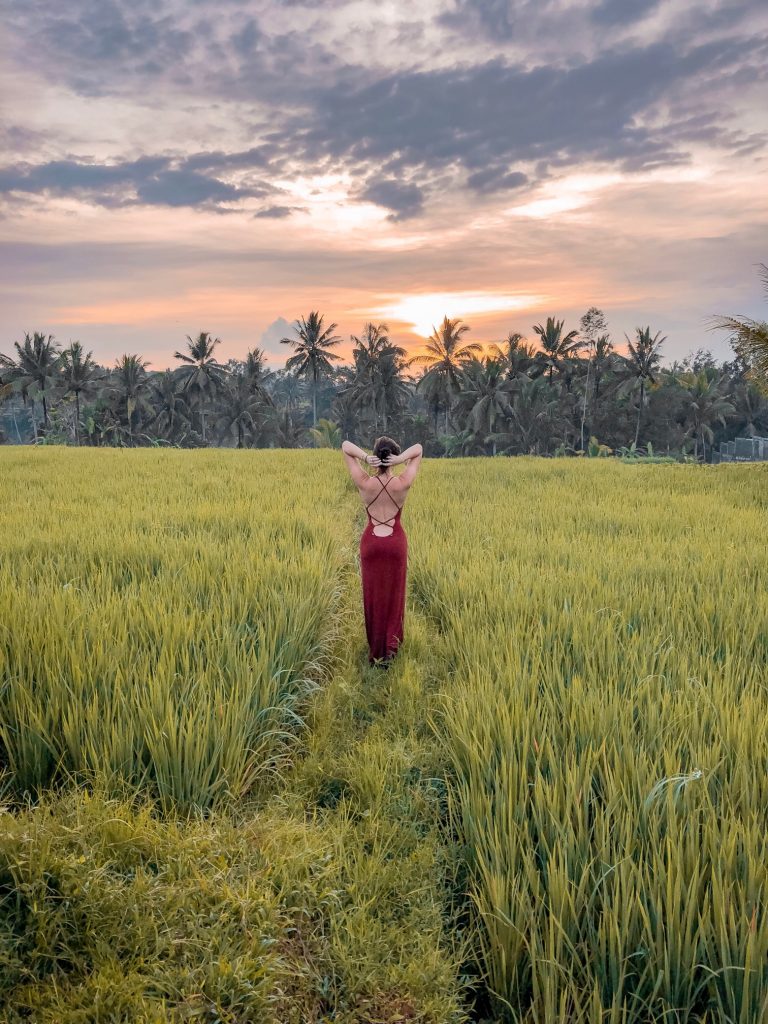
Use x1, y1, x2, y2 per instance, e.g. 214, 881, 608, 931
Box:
341, 436, 423, 667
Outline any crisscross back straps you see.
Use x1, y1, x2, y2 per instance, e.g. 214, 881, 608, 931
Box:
365, 475, 403, 526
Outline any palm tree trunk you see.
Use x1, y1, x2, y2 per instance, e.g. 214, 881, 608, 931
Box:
312, 366, 318, 431
10, 400, 22, 443
580, 346, 592, 451
634, 379, 644, 446
201, 402, 207, 443
75, 392, 81, 446
237, 420, 243, 448
42, 390, 49, 431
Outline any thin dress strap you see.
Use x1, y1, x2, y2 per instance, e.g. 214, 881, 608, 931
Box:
365, 475, 403, 527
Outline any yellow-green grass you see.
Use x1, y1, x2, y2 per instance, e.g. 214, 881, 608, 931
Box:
0, 449, 345, 810
406, 458, 768, 1022
1, 449, 766, 1022
0, 448, 467, 1022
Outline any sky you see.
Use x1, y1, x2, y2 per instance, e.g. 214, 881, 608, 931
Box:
1, 0, 767, 370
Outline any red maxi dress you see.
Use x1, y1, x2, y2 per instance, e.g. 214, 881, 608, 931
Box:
360, 475, 407, 664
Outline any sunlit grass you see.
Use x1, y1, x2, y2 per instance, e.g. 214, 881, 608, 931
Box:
0, 449, 345, 812
1, 450, 766, 1021
407, 457, 768, 1021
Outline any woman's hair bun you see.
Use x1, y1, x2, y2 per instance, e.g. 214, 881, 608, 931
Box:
373, 436, 401, 461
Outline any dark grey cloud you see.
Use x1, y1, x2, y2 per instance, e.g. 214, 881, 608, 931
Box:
0, 155, 273, 210
437, 0, 526, 40
231, 16, 262, 56
466, 166, 528, 193
4, 0, 195, 97
590, 0, 663, 27
276, 36, 767, 187
135, 168, 265, 206
253, 204, 300, 218
356, 178, 425, 220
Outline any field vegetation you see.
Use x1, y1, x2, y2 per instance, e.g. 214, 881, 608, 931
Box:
1, 450, 766, 1022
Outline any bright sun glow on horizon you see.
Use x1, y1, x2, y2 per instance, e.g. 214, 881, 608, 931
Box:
362, 291, 546, 338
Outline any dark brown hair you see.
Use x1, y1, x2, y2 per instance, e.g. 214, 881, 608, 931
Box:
373, 436, 401, 474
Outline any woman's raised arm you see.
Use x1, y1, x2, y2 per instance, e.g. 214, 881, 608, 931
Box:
386, 443, 423, 486
386, 443, 422, 466
342, 439, 379, 485
342, 439, 370, 461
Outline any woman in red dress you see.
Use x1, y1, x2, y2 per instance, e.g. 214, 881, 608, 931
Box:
341, 436, 423, 667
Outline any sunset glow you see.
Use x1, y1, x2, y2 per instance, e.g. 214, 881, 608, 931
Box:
1, 0, 766, 369
367, 292, 547, 339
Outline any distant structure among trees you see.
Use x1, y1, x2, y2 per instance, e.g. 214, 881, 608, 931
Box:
713, 437, 768, 462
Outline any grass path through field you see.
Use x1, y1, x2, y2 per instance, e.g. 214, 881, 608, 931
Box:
253, 476, 470, 1021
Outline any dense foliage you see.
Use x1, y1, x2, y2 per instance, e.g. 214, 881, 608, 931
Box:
2, 283, 768, 458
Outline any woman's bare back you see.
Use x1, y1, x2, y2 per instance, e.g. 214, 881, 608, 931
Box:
359, 474, 407, 536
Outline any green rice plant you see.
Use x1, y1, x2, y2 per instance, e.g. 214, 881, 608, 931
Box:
0, 449, 346, 811
407, 458, 768, 1022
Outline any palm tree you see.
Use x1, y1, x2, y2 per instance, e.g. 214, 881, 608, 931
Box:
616, 327, 666, 447
710, 263, 768, 392
280, 311, 342, 429
215, 373, 260, 448
407, 316, 482, 433
456, 356, 513, 455
489, 331, 537, 380
577, 309, 609, 452
309, 417, 342, 448
0, 331, 63, 437
272, 408, 307, 448
441, 427, 482, 457
347, 324, 410, 433
678, 369, 736, 461
592, 334, 614, 404
375, 345, 411, 432
730, 378, 768, 438
532, 317, 582, 388
269, 368, 305, 413
0, 373, 26, 443
109, 354, 150, 446
174, 332, 228, 443
243, 347, 274, 400
488, 375, 559, 455
60, 341, 102, 445
146, 369, 190, 441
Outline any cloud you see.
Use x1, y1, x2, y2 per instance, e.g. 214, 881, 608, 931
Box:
0, 155, 275, 210
589, 0, 663, 27
253, 204, 300, 218
356, 178, 425, 220
273, 35, 766, 208
259, 316, 296, 360
3, 0, 767, 222
467, 166, 528, 193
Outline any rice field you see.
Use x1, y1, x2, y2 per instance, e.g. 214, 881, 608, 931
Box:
1, 449, 766, 1022
0, 449, 345, 810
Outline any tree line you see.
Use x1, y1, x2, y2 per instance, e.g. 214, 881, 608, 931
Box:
1, 267, 767, 460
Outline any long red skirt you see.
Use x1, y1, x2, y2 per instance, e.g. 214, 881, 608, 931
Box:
360, 515, 407, 664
